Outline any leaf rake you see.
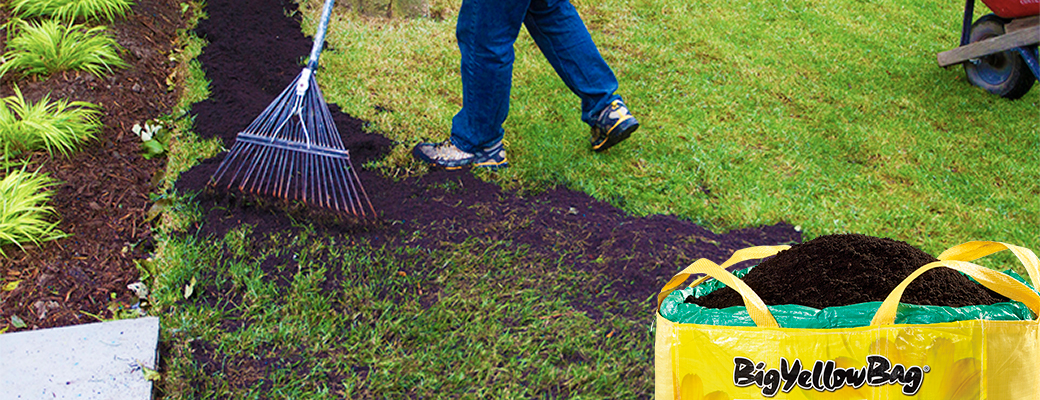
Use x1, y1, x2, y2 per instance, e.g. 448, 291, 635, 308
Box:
210, 0, 373, 217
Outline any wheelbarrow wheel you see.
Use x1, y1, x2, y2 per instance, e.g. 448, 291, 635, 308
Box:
963, 14, 1035, 99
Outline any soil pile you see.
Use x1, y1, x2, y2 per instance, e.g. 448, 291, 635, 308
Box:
689, 234, 1009, 309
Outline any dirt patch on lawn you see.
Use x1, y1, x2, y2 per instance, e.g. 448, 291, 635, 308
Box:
0, 0, 800, 333
174, 0, 802, 320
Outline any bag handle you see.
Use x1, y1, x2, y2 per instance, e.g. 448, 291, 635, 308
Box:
657, 245, 790, 328
871, 247, 1040, 326
937, 241, 1040, 292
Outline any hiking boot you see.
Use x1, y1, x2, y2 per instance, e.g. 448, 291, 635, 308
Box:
412, 140, 509, 170
590, 99, 639, 152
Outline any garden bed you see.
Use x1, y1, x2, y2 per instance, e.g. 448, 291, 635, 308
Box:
0, 0, 186, 330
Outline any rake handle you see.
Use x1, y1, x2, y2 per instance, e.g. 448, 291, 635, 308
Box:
307, 0, 336, 69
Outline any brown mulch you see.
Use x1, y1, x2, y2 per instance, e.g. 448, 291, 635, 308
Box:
0, 0, 186, 331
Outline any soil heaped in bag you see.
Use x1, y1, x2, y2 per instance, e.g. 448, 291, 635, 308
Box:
688, 233, 1009, 309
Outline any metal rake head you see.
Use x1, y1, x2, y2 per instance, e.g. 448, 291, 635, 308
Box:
209, 68, 375, 217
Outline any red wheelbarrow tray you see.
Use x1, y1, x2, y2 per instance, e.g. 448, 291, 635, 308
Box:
982, 0, 1038, 19
936, 0, 1039, 67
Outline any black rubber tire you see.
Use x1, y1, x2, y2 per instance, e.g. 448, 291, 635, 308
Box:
963, 14, 1035, 99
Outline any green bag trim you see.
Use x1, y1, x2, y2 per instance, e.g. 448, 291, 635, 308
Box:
660, 267, 1037, 328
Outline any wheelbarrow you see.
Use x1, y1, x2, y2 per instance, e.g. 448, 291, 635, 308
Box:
937, 0, 1039, 99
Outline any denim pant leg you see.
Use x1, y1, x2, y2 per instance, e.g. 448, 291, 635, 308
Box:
450, 0, 530, 153
525, 0, 621, 125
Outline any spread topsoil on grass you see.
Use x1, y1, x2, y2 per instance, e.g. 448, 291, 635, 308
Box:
3, 0, 802, 395
175, 0, 801, 320
689, 233, 1009, 310
165, 1, 801, 394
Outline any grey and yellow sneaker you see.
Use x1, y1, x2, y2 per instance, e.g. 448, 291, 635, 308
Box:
412, 140, 509, 170
590, 99, 639, 152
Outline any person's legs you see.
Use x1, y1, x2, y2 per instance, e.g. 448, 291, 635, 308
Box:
524, 0, 618, 124
524, 0, 637, 151
450, 0, 530, 153
413, 0, 529, 169
416, 0, 636, 169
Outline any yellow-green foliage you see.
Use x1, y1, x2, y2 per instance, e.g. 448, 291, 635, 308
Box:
0, 167, 66, 257
0, 19, 128, 79
0, 86, 101, 157
9, 0, 135, 22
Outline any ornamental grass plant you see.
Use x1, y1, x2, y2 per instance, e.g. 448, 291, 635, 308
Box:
0, 166, 66, 257
9, 0, 134, 22
0, 86, 100, 157
0, 19, 128, 79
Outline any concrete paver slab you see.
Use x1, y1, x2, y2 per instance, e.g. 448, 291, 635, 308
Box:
0, 316, 159, 399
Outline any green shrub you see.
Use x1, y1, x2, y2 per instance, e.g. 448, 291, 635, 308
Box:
0, 86, 101, 157
9, 0, 135, 22
0, 166, 66, 257
0, 19, 128, 79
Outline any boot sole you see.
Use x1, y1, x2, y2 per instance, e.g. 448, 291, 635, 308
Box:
592, 123, 639, 152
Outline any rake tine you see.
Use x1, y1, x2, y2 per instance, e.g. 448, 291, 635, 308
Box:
238, 139, 271, 193
222, 142, 254, 190
267, 147, 287, 198
320, 154, 333, 210
210, 140, 243, 186
334, 157, 351, 214
309, 152, 320, 209
346, 166, 361, 216
280, 143, 295, 199
252, 145, 273, 195
319, 155, 331, 211
340, 154, 355, 214
338, 152, 358, 215
348, 154, 374, 217
317, 155, 328, 211
251, 141, 281, 194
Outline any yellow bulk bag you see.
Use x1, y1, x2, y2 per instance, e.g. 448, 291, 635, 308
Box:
654, 241, 1040, 400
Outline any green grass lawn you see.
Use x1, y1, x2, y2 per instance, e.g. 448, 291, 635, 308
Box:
155, 0, 1039, 397
312, 0, 1038, 256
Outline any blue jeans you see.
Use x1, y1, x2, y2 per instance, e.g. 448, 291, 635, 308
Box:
450, 0, 622, 153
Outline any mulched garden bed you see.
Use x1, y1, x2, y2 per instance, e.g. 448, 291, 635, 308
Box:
0, 0, 186, 330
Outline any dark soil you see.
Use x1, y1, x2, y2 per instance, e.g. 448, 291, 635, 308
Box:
689, 234, 1009, 309
175, 0, 802, 322
0, 0, 185, 330
1, 3, 801, 394
166, 0, 801, 392
0, 0, 800, 335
